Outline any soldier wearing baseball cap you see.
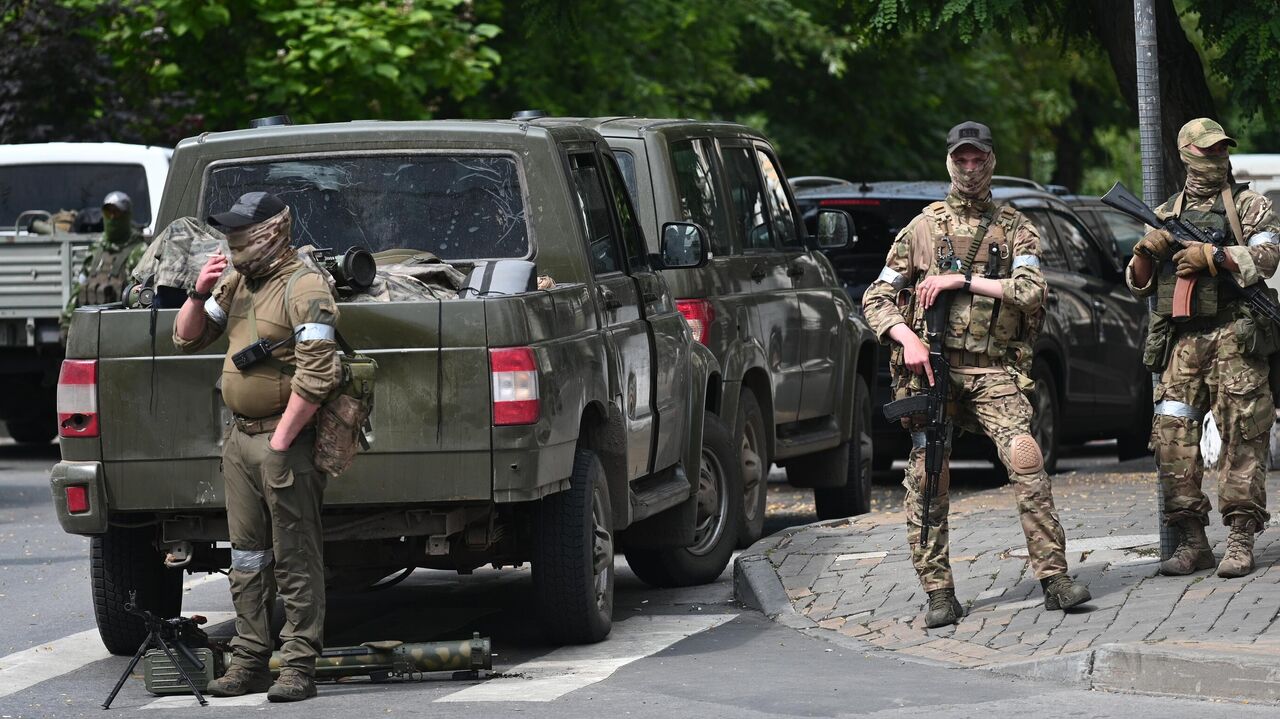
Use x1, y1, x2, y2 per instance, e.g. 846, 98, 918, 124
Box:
173, 191, 340, 701
1127, 118, 1280, 580
862, 120, 1091, 629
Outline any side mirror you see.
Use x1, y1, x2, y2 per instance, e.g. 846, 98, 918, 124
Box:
815, 209, 855, 249
655, 222, 710, 269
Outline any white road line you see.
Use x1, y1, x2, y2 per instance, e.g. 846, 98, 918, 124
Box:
436, 613, 735, 703
140, 694, 267, 710
0, 612, 235, 701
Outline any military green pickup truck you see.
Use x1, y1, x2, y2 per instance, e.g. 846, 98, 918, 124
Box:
571, 118, 879, 541
50, 119, 735, 652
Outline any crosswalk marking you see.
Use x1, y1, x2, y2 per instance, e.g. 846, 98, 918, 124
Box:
436, 613, 735, 703
0, 612, 234, 701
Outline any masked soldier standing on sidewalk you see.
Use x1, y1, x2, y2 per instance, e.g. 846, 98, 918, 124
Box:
1127, 118, 1280, 579
862, 121, 1091, 628
173, 192, 341, 701
60, 191, 147, 334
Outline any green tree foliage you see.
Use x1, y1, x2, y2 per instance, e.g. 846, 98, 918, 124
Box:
55, 0, 502, 142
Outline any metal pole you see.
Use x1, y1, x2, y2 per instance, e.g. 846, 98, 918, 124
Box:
1134, 0, 1176, 561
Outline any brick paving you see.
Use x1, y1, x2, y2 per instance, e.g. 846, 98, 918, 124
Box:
752, 470, 1280, 668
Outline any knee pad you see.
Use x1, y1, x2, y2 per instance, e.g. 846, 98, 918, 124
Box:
1009, 434, 1044, 474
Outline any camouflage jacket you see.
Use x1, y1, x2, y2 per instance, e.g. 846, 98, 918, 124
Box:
861, 194, 1047, 358
1126, 185, 1280, 298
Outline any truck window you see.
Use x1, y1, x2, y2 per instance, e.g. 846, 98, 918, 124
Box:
1049, 210, 1103, 276
203, 155, 528, 260
755, 149, 800, 248
568, 152, 623, 275
613, 149, 639, 200
722, 147, 773, 251
670, 139, 730, 255
0, 163, 151, 227
602, 153, 649, 270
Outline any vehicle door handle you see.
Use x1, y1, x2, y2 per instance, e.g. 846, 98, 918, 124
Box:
1092, 299, 1108, 313
750, 264, 768, 281
787, 263, 805, 278
599, 287, 622, 310
642, 290, 660, 303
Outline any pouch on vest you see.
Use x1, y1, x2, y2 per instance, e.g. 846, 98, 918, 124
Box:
1234, 287, 1280, 359
1143, 313, 1175, 373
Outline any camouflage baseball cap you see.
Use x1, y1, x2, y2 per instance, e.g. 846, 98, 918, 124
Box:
1177, 118, 1236, 149
947, 121, 993, 154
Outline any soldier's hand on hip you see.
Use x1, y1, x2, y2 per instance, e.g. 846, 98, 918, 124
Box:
1173, 241, 1213, 278
1135, 228, 1175, 260
196, 252, 228, 294
916, 274, 964, 310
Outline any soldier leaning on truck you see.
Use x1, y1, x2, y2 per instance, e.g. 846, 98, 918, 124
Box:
861, 121, 1091, 629
60, 191, 146, 336
172, 191, 340, 702
1127, 118, 1280, 579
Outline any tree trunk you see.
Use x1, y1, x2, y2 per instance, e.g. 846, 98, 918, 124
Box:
1089, 0, 1217, 198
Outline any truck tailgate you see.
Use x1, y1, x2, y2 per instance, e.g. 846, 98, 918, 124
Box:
94, 300, 491, 510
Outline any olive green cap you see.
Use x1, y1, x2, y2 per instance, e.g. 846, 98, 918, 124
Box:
1177, 118, 1236, 150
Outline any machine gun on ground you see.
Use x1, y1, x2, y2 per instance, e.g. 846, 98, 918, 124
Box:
1101, 181, 1280, 325
102, 591, 212, 709
881, 292, 954, 545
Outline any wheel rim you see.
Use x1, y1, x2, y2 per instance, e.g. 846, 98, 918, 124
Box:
740, 421, 764, 523
857, 394, 873, 492
688, 445, 730, 556
590, 483, 613, 612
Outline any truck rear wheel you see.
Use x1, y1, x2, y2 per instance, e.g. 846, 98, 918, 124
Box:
533, 447, 614, 644
91, 525, 183, 655
810, 376, 874, 519
625, 412, 742, 587
735, 391, 768, 548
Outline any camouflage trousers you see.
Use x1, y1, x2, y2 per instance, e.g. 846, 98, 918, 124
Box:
223, 425, 327, 675
903, 370, 1068, 592
1153, 323, 1272, 528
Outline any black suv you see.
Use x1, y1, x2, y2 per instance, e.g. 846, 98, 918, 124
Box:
795, 181, 1150, 472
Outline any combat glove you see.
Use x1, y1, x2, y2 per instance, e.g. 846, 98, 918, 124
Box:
1172, 241, 1216, 278
1134, 228, 1175, 260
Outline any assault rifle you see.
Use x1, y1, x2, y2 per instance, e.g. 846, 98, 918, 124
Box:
882, 292, 953, 545
1101, 181, 1280, 325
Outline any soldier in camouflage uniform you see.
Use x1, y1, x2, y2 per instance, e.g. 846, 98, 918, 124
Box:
862, 122, 1091, 628
60, 192, 147, 333
1127, 118, 1280, 579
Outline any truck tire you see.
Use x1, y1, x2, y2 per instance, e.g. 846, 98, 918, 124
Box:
5, 419, 55, 445
532, 447, 614, 644
810, 376, 874, 520
625, 412, 742, 587
91, 525, 183, 656
735, 390, 768, 548
1031, 363, 1060, 475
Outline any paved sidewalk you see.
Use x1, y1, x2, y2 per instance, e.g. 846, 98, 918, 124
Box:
735, 466, 1280, 703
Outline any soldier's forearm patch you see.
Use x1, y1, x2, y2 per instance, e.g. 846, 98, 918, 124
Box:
1009, 433, 1043, 474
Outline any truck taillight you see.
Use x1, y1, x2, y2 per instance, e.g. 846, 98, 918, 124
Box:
677, 300, 715, 345
490, 348, 540, 426
57, 359, 99, 438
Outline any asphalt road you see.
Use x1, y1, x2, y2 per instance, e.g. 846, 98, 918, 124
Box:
2, 438, 1269, 718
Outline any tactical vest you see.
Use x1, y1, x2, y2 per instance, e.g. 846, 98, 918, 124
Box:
1153, 187, 1242, 320
220, 260, 315, 418
919, 202, 1025, 360
77, 238, 144, 306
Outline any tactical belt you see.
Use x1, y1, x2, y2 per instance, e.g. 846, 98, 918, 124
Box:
944, 348, 996, 368
232, 413, 315, 436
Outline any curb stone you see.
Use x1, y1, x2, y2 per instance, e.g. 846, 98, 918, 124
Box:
733, 535, 818, 632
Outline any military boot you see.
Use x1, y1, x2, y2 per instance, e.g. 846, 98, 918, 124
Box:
267, 668, 318, 703
923, 588, 964, 628
206, 664, 272, 697
1216, 517, 1257, 578
1158, 520, 1215, 576
1041, 574, 1091, 611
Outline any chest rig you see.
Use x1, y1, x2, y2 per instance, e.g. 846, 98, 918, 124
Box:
1153, 186, 1244, 321
78, 239, 143, 305
919, 201, 1023, 360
